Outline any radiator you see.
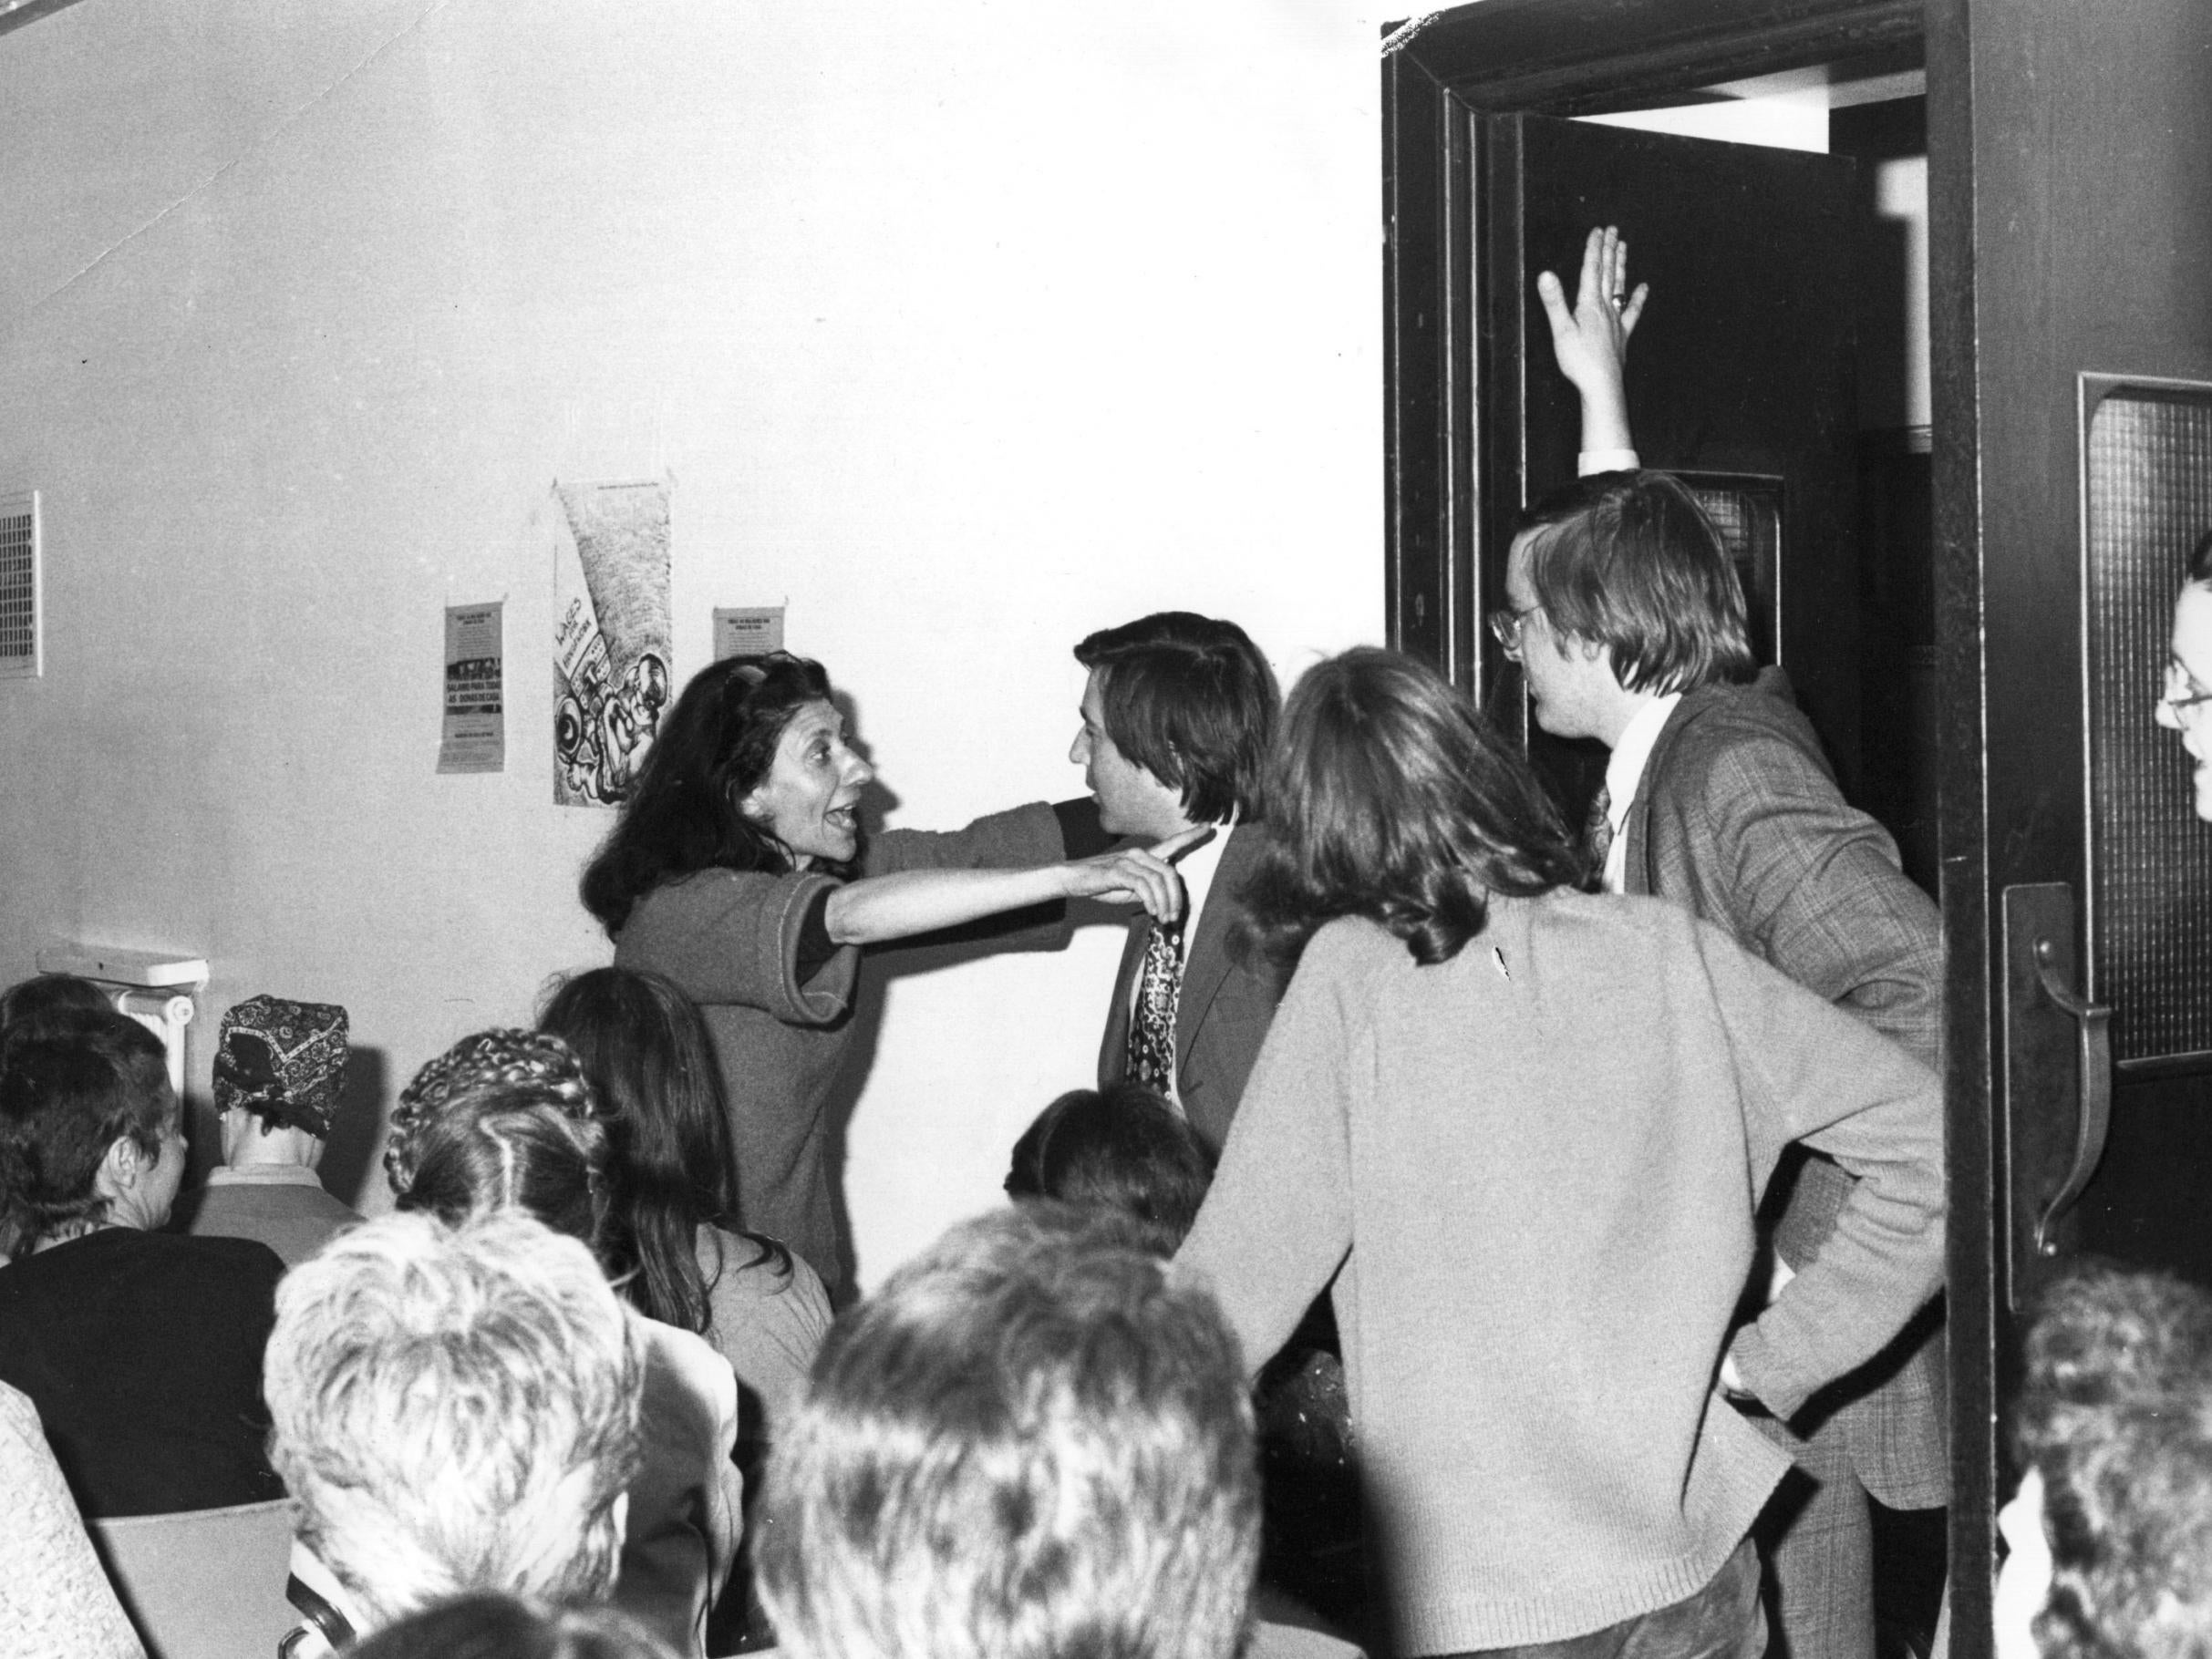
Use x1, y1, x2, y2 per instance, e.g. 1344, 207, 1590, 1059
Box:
31, 945, 209, 1103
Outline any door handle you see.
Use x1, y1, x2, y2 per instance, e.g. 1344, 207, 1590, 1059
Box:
2002, 882, 2114, 1306
2029, 936, 2112, 1257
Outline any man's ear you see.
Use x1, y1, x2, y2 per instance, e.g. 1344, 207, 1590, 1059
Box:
98, 1134, 143, 1199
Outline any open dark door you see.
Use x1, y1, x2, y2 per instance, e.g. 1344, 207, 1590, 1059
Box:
1932, 0, 2212, 1638
1932, 0, 2212, 1286
1480, 114, 1862, 820
1387, 4, 2212, 1652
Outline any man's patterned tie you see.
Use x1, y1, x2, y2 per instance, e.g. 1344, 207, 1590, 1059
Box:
1125, 916, 1184, 1094
1585, 782, 1614, 881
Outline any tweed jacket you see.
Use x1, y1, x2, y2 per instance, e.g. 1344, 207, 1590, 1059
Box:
1622, 678, 1948, 1508
1098, 822, 1287, 1152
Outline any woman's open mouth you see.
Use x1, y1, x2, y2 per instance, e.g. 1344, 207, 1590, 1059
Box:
825, 803, 859, 833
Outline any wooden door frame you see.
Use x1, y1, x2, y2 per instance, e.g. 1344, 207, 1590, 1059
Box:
0, 0, 87, 42
1381, 5, 1997, 1654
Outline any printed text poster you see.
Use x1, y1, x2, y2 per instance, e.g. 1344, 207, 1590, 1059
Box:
713, 605, 785, 663
438, 602, 505, 774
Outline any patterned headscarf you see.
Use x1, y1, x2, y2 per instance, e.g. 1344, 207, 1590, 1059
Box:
212, 995, 351, 1139
382, 1028, 602, 1195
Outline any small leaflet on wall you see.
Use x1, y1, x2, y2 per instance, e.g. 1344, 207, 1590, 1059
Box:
552, 478, 672, 808
713, 605, 785, 663
438, 602, 505, 775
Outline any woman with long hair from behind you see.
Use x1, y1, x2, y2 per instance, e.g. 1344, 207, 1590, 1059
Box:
1177, 647, 1948, 1659
539, 967, 831, 1437
542, 968, 833, 1655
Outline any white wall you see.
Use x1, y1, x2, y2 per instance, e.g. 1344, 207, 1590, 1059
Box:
1863, 153, 1930, 432
0, 0, 1382, 1287
1577, 88, 1831, 153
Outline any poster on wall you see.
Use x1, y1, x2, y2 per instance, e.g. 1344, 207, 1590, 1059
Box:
438, 601, 505, 774
552, 478, 672, 808
713, 604, 785, 664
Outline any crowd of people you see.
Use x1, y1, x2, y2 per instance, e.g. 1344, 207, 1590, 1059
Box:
1, 227, 2209, 1659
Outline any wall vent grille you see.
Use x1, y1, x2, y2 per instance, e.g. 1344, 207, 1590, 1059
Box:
0, 489, 38, 680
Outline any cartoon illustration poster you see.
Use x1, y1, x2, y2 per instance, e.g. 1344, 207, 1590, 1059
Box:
553, 478, 671, 808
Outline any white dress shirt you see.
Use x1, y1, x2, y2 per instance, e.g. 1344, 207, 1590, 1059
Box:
1600, 693, 1682, 894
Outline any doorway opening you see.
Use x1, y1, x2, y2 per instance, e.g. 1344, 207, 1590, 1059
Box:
1382, 5, 1977, 1652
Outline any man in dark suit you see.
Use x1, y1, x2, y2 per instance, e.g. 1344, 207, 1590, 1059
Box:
1503, 229, 1948, 1659
1070, 613, 1284, 1152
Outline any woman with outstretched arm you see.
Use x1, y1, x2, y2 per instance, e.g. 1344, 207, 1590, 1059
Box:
583, 652, 1195, 1298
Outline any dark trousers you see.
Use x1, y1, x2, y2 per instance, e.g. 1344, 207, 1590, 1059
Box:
1437, 1534, 1766, 1659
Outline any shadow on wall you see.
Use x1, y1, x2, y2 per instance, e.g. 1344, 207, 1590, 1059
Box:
815, 896, 1126, 1303
321, 1046, 388, 1210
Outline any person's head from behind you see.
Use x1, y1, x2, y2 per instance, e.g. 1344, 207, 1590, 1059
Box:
1005, 1083, 1215, 1254
264, 1211, 643, 1633
581, 653, 871, 934
1244, 646, 1582, 967
1071, 613, 1278, 838
1501, 471, 1754, 745
212, 994, 351, 1172
2155, 531, 2212, 822
385, 1029, 611, 1251
0, 973, 112, 1052
2000, 1263, 2212, 1659
0, 1009, 182, 1248
346, 1592, 677, 1659
760, 1205, 1260, 1659
539, 967, 740, 1330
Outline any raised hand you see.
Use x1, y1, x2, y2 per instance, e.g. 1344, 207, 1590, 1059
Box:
1535, 225, 1648, 457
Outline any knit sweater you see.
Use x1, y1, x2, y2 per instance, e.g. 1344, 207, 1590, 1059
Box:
696, 1224, 833, 1441
180, 1166, 362, 1268
617, 802, 1064, 1297
1175, 891, 1945, 1654
0, 1381, 142, 1658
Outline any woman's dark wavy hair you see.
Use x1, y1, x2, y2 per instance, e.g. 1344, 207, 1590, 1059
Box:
540, 967, 791, 1336
1003, 1082, 1216, 1256
1241, 647, 1584, 966
0, 1011, 173, 1249
580, 653, 846, 936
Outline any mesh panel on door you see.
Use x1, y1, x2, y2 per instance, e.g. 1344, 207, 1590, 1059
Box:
1677, 471, 1782, 667
2083, 381, 2212, 1067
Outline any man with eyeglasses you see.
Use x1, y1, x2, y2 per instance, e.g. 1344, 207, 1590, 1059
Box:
2156, 532, 2212, 821
1514, 228, 1948, 1659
